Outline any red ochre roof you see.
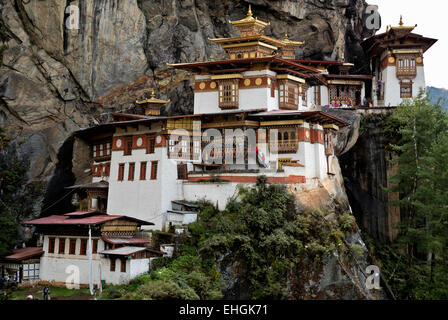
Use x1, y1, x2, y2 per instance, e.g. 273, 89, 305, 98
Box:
4, 247, 44, 261
25, 213, 154, 226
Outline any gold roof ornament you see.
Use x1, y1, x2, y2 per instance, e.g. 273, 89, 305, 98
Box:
229, 5, 270, 31
281, 31, 304, 46
136, 89, 171, 105
390, 15, 417, 31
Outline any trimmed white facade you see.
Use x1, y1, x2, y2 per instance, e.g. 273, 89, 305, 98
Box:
39, 235, 150, 286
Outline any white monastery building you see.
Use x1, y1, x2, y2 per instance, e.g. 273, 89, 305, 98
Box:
20, 8, 436, 286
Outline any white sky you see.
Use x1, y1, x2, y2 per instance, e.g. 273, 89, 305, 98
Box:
369, 0, 448, 89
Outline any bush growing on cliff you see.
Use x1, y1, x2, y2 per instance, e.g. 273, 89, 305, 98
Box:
193, 177, 356, 299
125, 177, 357, 300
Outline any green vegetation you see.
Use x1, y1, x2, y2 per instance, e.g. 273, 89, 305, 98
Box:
379, 91, 448, 299
0, 128, 27, 256
115, 177, 357, 300
0, 127, 43, 256
6, 285, 92, 300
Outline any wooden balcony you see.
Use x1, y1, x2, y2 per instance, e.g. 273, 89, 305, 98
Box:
396, 67, 416, 77
278, 141, 298, 154
219, 101, 239, 110
279, 102, 298, 110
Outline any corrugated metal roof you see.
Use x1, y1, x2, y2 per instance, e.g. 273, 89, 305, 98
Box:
100, 246, 147, 256
65, 181, 109, 190
102, 237, 149, 245
63, 211, 98, 217
25, 213, 154, 226
4, 247, 44, 261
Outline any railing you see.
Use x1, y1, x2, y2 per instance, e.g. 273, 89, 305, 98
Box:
219, 101, 239, 109
278, 141, 298, 154
396, 67, 416, 77
279, 102, 298, 110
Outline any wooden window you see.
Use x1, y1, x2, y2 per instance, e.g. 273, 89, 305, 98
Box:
400, 82, 413, 98
120, 259, 126, 273
219, 79, 239, 109
169, 135, 191, 159
128, 163, 135, 181
140, 162, 147, 180
48, 238, 55, 254
80, 239, 87, 256
105, 142, 111, 156
329, 85, 359, 106
151, 161, 158, 180
397, 56, 417, 76
276, 128, 299, 154
118, 163, 125, 181
69, 239, 76, 255
271, 80, 276, 98
279, 80, 299, 110
177, 164, 188, 180
93, 141, 112, 161
58, 238, 65, 254
92, 239, 98, 254
147, 135, 155, 154
110, 258, 116, 272
104, 164, 110, 177
124, 137, 133, 156
193, 139, 201, 161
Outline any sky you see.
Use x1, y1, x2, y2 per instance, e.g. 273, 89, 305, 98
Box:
369, 0, 448, 89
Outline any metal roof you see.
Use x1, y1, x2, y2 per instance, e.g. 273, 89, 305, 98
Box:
25, 213, 154, 226
102, 237, 149, 245
247, 110, 349, 127
63, 211, 100, 217
4, 247, 44, 261
99, 246, 147, 256
65, 181, 109, 190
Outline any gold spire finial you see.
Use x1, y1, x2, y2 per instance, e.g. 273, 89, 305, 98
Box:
247, 5, 253, 17
284, 32, 288, 40
399, 15, 404, 26
151, 89, 156, 99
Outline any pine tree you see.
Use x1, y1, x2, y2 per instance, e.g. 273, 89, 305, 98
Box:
385, 91, 448, 298
0, 128, 30, 256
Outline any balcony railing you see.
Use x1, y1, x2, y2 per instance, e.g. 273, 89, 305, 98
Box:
278, 141, 298, 154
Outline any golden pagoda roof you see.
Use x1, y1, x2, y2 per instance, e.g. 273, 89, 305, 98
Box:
389, 15, 416, 32
209, 34, 289, 48
229, 5, 270, 29
136, 90, 170, 105
282, 32, 305, 47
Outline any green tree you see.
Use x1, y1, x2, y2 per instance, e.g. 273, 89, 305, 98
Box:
383, 91, 448, 299
0, 127, 36, 256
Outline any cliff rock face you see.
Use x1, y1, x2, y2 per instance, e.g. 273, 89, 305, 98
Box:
338, 112, 400, 243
